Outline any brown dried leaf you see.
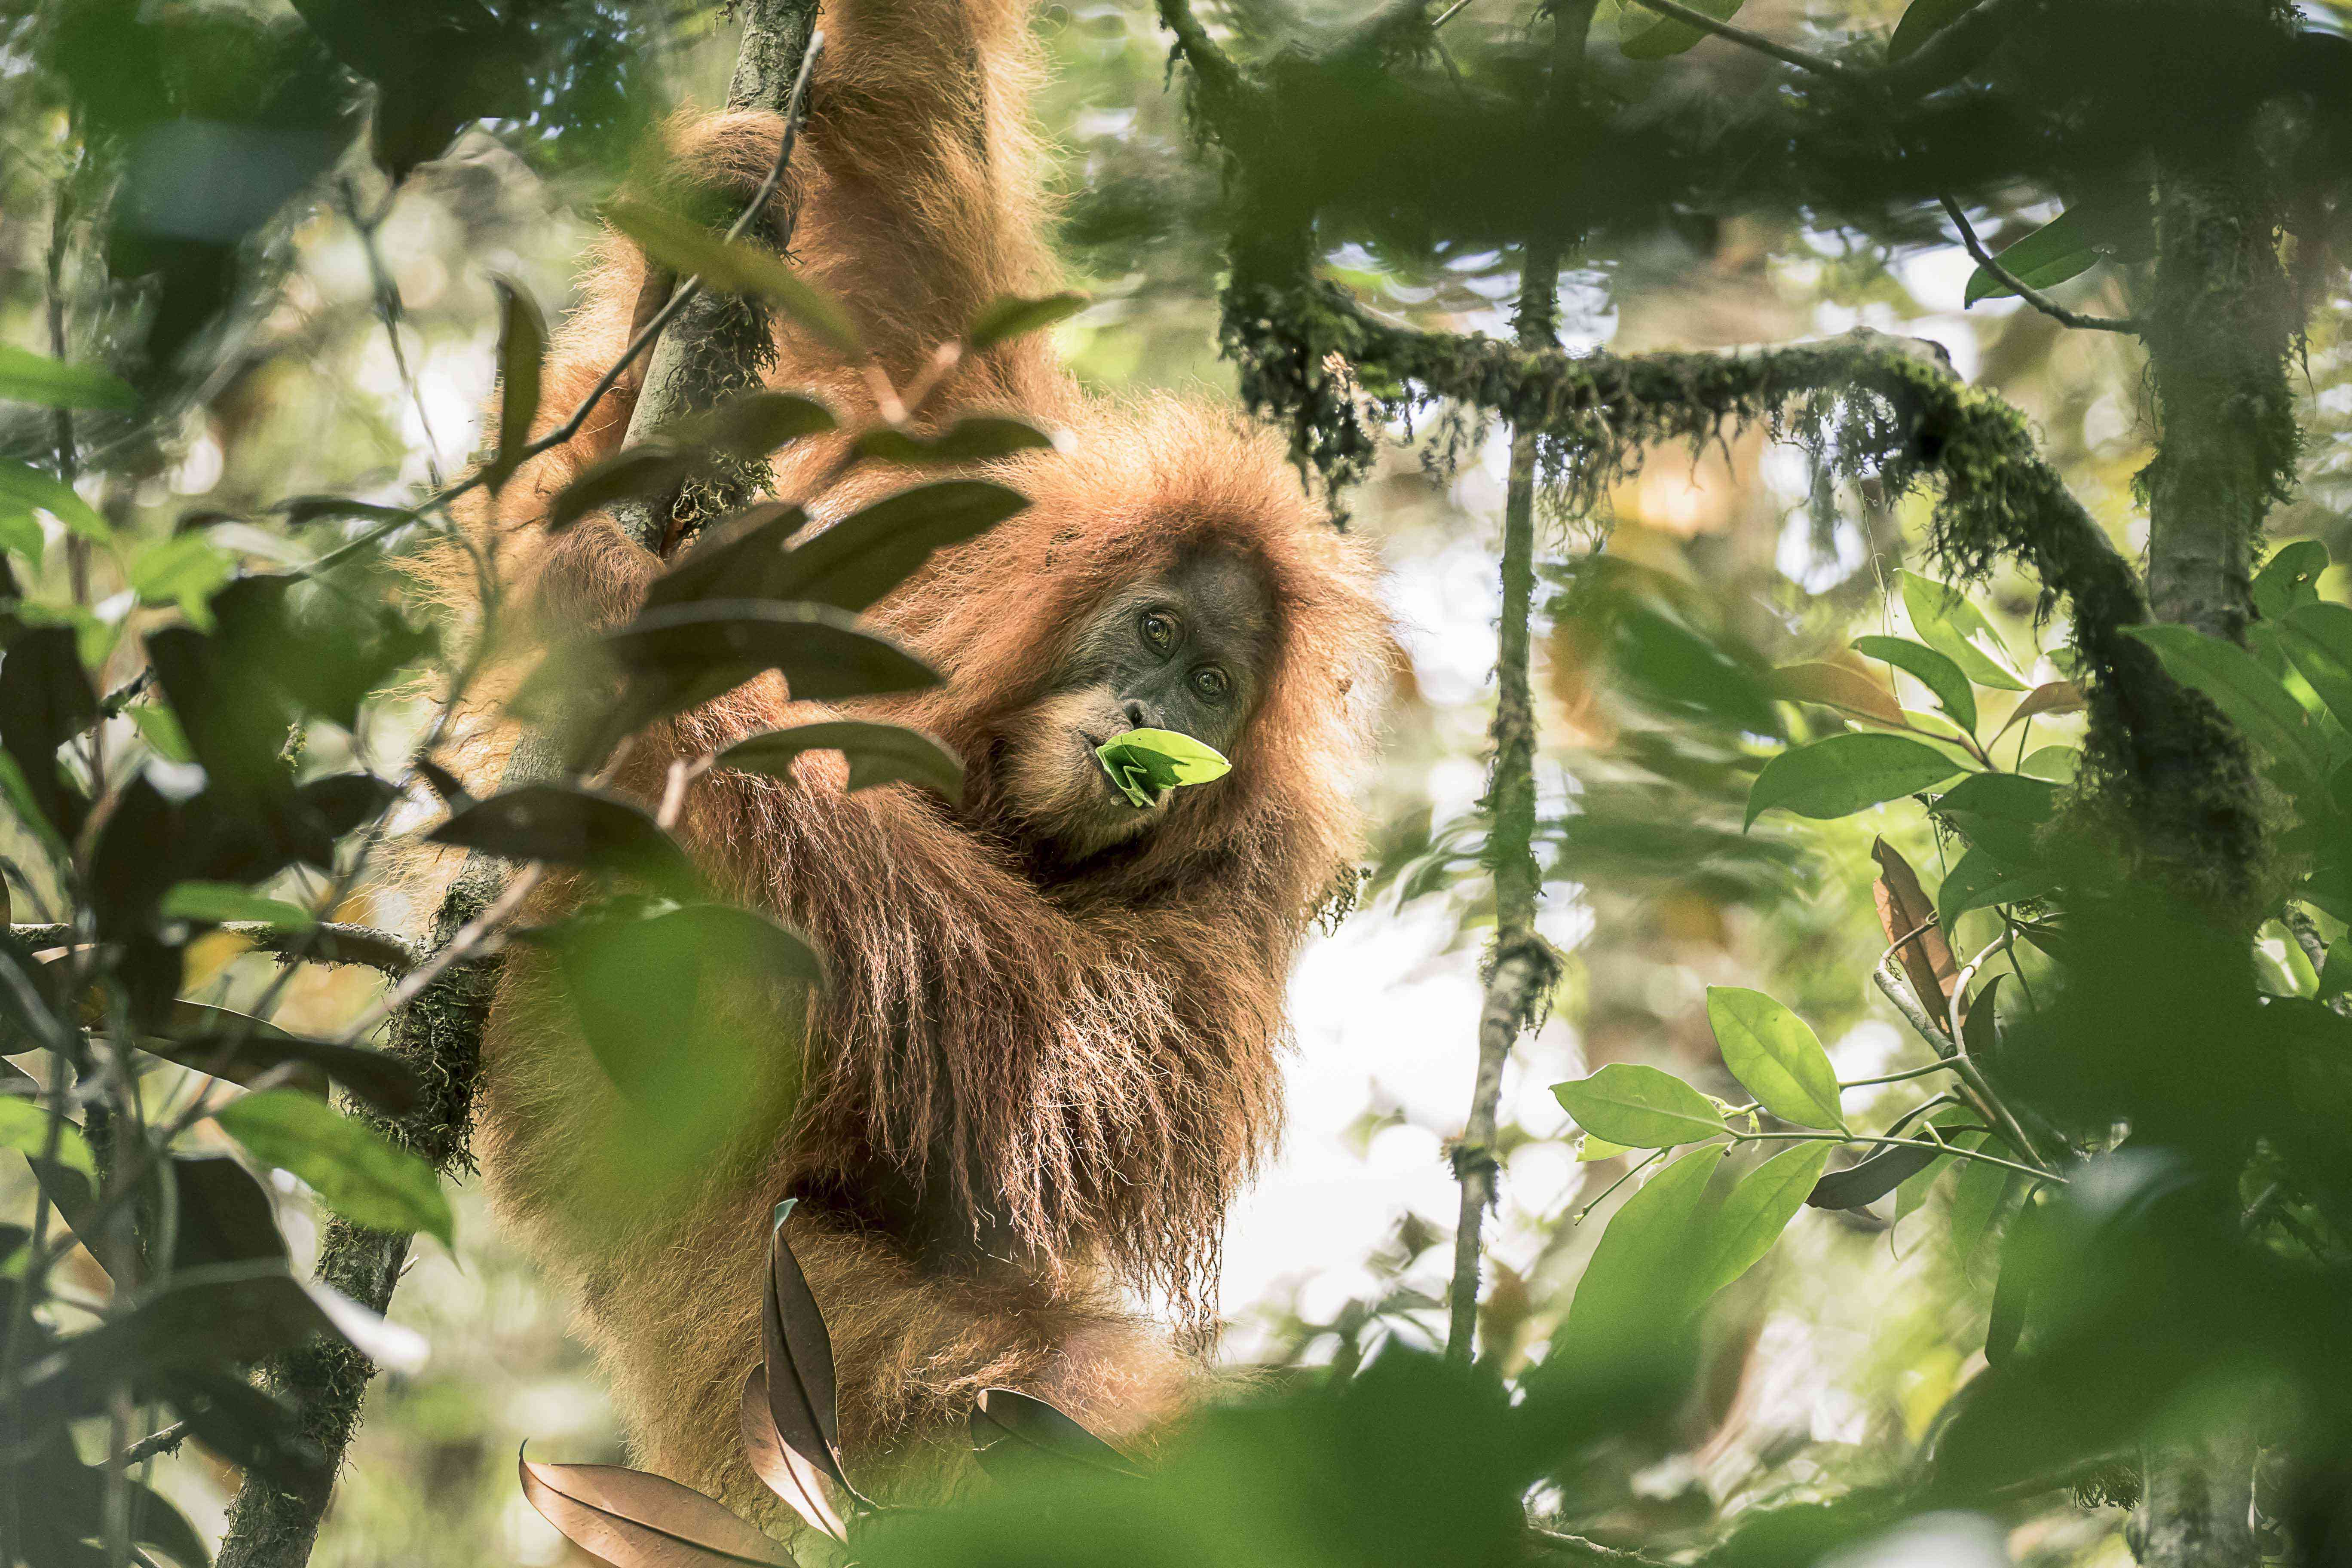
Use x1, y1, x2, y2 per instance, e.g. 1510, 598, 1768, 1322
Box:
2005, 680, 2087, 728
763, 1203, 851, 1494
1871, 837, 1957, 1035
517, 1454, 791, 1568
1768, 662, 1905, 727
739, 1366, 847, 1541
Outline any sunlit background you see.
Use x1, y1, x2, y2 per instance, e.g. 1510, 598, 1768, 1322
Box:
15, 0, 2348, 1563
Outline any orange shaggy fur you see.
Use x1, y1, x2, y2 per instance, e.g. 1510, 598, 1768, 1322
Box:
451, 0, 1390, 1522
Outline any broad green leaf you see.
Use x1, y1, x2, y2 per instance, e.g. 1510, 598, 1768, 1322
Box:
1899, 572, 2026, 691
545, 444, 692, 533
2254, 540, 2329, 623
719, 720, 965, 802
161, 881, 315, 929
215, 1089, 455, 1250
128, 703, 193, 764
1887, 0, 1983, 61
1851, 635, 1978, 732
1577, 1134, 1634, 1162
759, 480, 1027, 616
1696, 1142, 1831, 1298
2280, 603, 2352, 737
0, 343, 137, 411
0, 1097, 97, 1179
1553, 1062, 1727, 1148
0, 460, 109, 542
0, 507, 42, 569
2124, 622, 2325, 788
1744, 733, 1966, 829
1936, 847, 2054, 931
1622, 0, 1747, 58
1932, 772, 2060, 866
2320, 941, 2352, 1003
1611, 606, 1782, 737
1807, 1137, 1945, 1210
1704, 987, 1845, 1130
607, 199, 862, 358
129, 534, 236, 623
1556, 1145, 1727, 1363
2020, 745, 2079, 782
1095, 729, 1231, 807
1962, 210, 2101, 306
485, 277, 547, 493
1768, 662, 1904, 726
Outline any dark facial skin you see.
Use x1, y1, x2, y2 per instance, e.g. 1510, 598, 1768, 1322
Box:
998, 550, 1276, 859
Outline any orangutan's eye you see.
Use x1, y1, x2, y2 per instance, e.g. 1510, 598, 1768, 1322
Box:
1139, 612, 1176, 652
1192, 666, 1231, 703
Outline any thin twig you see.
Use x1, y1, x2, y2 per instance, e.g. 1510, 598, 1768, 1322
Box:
1617, 0, 1866, 84
120, 1421, 193, 1467
1936, 195, 2139, 335
10, 921, 420, 979
1735, 1131, 2061, 1185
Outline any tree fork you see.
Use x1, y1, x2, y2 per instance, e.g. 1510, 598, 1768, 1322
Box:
212, 6, 822, 1564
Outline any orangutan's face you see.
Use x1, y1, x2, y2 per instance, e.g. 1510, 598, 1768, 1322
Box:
998, 551, 1274, 860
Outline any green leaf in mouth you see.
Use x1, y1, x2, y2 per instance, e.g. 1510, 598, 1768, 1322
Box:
1093, 728, 1232, 808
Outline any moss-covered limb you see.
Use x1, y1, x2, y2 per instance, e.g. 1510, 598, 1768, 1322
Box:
215, 860, 506, 1568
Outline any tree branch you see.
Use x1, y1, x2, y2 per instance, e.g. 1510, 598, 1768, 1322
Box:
10, 921, 420, 979
1617, 0, 1864, 85
1936, 194, 2138, 335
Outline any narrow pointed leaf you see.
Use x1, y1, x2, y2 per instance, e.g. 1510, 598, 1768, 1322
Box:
518, 1455, 791, 1568
608, 199, 861, 357
132, 1004, 423, 1118
486, 277, 547, 493
1697, 1141, 1830, 1298
1556, 1145, 1727, 1363
857, 417, 1057, 466
1936, 847, 2053, 931
2123, 622, 2324, 786
644, 504, 812, 610
971, 1387, 1142, 1482
0, 343, 137, 411
720, 720, 964, 802
1888, 0, 1985, 61
0, 1097, 97, 1179
763, 481, 1027, 615
429, 782, 695, 888
966, 292, 1089, 349
1807, 1138, 1946, 1210
1898, 572, 2025, 691
1962, 211, 2102, 306
1623, 0, 1748, 58
1853, 633, 1978, 731
1704, 987, 1844, 1129
547, 445, 695, 534
740, 1366, 847, 1540
763, 1204, 851, 1492
0, 459, 109, 541
1932, 772, 2059, 866
214, 1089, 454, 1249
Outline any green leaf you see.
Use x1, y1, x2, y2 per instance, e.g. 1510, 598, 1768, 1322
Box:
2020, 745, 2079, 783
2254, 540, 2329, 623
1807, 1138, 1946, 1210
1611, 606, 1782, 737
1887, 0, 1984, 61
2123, 622, 2324, 787
1622, 0, 1747, 58
758, 480, 1027, 616
1962, 210, 2102, 306
214, 1089, 454, 1250
129, 534, 236, 623
1898, 572, 2026, 691
544, 444, 693, 533
1932, 772, 2060, 866
1577, 1134, 1634, 1162
1704, 987, 1844, 1130
160, 881, 315, 928
856, 416, 1058, 466
966, 292, 1089, 349
1946, 1137, 2017, 1264
1850, 635, 1977, 732
0, 343, 137, 412
0, 1097, 98, 1180
1697, 1142, 1831, 1298
0, 507, 42, 570
1768, 662, 1905, 727
1936, 846, 2054, 932
1744, 733, 1966, 829
2279, 603, 2352, 737
607, 198, 862, 358
1553, 1062, 1727, 1148
1093, 729, 1231, 808
719, 720, 965, 802
1556, 1145, 1728, 1364
485, 277, 547, 493
0, 460, 110, 542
